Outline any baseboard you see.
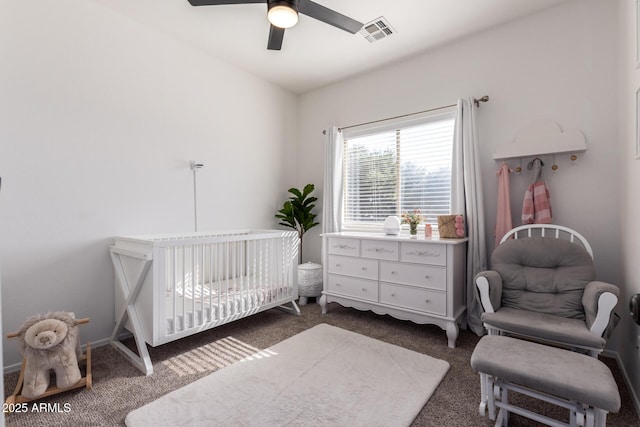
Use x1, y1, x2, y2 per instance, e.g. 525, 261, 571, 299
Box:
606, 349, 640, 419
3, 337, 112, 375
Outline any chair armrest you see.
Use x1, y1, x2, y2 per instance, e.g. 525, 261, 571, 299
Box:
582, 281, 620, 337
474, 271, 503, 313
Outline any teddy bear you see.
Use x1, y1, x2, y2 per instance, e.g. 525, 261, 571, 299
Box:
15, 312, 83, 398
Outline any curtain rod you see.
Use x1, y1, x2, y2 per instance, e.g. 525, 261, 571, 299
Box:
322, 95, 489, 135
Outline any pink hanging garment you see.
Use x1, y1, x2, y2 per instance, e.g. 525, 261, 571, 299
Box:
495, 162, 513, 246
521, 158, 552, 224
522, 182, 552, 224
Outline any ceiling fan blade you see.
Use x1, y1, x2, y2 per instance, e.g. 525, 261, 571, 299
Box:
187, 0, 265, 6
298, 0, 363, 34
267, 25, 285, 50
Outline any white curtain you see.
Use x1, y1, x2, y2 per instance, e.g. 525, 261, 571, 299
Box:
452, 98, 488, 336
322, 126, 343, 234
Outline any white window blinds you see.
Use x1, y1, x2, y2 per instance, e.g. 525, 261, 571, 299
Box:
342, 109, 455, 230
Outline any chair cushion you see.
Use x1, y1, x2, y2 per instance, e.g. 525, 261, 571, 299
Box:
471, 335, 620, 413
482, 307, 605, 349
492, 237, 595, 319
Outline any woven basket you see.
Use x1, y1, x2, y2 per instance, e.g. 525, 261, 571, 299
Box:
298, 263, 323, 297
438, 215, 465, 238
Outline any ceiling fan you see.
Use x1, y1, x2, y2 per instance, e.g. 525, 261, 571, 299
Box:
187, 0, 364, 51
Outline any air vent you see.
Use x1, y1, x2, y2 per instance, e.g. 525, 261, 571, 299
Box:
359, 17, 396, 43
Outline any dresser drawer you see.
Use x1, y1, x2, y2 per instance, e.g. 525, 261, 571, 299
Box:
327, 238, 360, 256
379, 261, 446, 291
361, 239, 399, 261
379, 283, 446, 315
327, 255, 378, 280
400, 242, 446, 266
327, 274, 379, 302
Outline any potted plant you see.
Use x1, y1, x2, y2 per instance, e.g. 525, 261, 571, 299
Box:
275, 184, 319, 264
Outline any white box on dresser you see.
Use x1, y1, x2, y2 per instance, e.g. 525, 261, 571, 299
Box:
320, 232, 468, 348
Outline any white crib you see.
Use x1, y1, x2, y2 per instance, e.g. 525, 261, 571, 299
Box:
109, 229, 299, 375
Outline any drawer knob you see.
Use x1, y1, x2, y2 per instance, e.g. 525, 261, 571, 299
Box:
336, 264, 341, 267
362, 267, 367, 271
391, 293, 396, 297
336, 283, 341, 287
391, 271, 397, 275
361, 288, 367, 292
424, 275, 430, 279
425, 299, 430, 303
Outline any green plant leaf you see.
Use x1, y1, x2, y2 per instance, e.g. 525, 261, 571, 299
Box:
302, 183, 315, 198
275, 184, 319, 246
288, 188, 303, 199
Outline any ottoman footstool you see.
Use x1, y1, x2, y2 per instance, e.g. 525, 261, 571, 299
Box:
470, 335, 620, 427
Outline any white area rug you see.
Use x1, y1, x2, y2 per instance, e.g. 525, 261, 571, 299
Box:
125, 324, 450, 427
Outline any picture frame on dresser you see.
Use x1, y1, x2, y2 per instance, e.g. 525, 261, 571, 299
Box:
320, 232, 468, 348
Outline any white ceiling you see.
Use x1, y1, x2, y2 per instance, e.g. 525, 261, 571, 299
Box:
94, 0, 571, 94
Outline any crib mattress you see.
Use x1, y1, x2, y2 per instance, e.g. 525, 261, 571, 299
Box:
166, 283, 292, 334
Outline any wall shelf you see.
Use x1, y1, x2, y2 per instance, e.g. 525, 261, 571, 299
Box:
493, 120, 587, 160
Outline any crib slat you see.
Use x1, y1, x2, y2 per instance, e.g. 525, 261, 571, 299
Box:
247, 240, 252, 310
269, 238, 274, 302
264, 238, 269, 303
207, 242, 213, 322
240, 240, 245, 311
251, 239, 257, 309
201, 243, 206, 324
217, 242, 222, 319
232, 241, 237, 313
172, 247, 177, 334
225, 240, 230, 316
258, 239, 263, 303
191, 244, 196, 328
182, 245, 187, 330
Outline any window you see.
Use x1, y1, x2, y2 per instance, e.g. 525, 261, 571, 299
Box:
342, 109, 455, 231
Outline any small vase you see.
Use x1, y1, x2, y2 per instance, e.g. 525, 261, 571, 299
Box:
410, 223, 418, 236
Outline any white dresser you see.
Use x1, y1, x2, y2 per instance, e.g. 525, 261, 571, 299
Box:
320, 232, 467, 348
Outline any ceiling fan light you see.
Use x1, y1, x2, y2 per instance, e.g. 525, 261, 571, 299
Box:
268, 5, 298, 29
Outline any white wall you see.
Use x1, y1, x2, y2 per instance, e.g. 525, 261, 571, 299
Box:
0, 2, 297, 367
618, 0, 640, 413
297, 0, 619, 282
298, 0, 637, 407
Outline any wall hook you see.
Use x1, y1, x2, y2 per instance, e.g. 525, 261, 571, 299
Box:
514, 159, 522, 174
527, 157, 544, 170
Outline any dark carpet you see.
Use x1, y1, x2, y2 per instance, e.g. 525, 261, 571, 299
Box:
3, 302, 639, 426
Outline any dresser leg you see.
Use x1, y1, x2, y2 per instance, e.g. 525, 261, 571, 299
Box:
446, 321, 459, 348
319, 294, 328, 314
